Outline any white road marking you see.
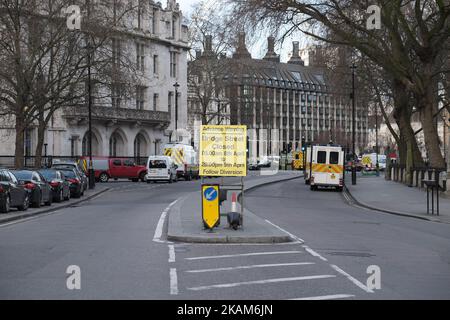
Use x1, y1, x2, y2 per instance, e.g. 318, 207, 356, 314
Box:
185, 251, 303, 260
330, 264, 374, 293
170, 268, 178, 295
187, 275, 336, 291
153, 199, 179, 243
186, 262, 315, 273
290, 294, 355, 300
302, 245, 328, 261
168, 245, 176, 263
264, 219, 305, 243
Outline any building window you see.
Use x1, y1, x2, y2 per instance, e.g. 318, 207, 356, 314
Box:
153, 55, 159, 74
168, 91, 173, 113
172, 16, 177, 38
112, 83, 123, 108
153, 93, 159, 111
136, 86, 146, 110
112, 38, 121, 68
152, 8, 158, 34
137, 0, 144, 30
136, 42, 145, 72
170, 52, 177, 78
70, 136, 78, 157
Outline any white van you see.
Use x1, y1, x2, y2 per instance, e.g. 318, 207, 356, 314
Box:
146, 156, 178, 183
305, 144, 345, 191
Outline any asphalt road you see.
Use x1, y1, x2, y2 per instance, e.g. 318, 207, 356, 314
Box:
0, 175, 449, 299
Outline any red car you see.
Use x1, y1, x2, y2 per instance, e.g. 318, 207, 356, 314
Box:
81, 157, 147, 183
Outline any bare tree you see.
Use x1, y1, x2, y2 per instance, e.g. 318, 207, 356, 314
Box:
0, 0, 138, 167
228, 0, 450, 168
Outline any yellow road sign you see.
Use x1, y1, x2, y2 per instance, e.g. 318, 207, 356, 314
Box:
202, 185, 220, 229
200, 125, 247, 177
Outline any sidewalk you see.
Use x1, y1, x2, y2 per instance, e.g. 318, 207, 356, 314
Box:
0, 185, 110, 225
345, 174, 450, 224
167, 172, 303, 243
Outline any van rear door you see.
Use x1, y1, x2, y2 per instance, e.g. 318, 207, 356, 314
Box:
327, 150, 341, 185
313, 147, 329, 185
148, 159, 168, 178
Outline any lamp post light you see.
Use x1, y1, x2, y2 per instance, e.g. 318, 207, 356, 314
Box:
173, 82, 180, 140
350, 63, 357, 185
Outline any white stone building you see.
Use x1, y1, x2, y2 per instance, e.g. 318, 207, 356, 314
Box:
0, 0, 189, 160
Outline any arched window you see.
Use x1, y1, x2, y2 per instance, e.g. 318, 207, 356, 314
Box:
109, 131, 125, 157
134, 133, 147, 158
82, 131, 99, 156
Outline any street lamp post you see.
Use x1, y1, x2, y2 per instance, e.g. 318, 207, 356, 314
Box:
375, 101, 380, 177
350, 63, 357, 185
87, 42, 95, 190
173, 82, 180, 142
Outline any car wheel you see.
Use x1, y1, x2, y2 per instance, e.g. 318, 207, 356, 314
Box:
99, 173, 109, 183
0, 195, 10, 213
18, 194, 29, 211
169, 176, 173, 184
64, 190, 70, 201
45, 192, 52, 206
33, 191, 42, 208
139, 172, 146, 182
57, 189, 64, 203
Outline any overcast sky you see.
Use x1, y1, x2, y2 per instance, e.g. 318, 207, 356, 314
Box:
177, 0, 308, 62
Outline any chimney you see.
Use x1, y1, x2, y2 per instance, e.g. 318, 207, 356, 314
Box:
205, 35, 213, 52
288, 41, 304, 65
263, 36, 280, 63
233, 32, 252, 59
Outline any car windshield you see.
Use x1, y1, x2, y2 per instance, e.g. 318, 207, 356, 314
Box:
149, 160, 167, 169
60, 170, 77, 178
39, 170, 57, 180
11, 171, 32, 180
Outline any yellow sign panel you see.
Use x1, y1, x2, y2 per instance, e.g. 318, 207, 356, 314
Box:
200, 125, 247, 177
202, 185, 220, 229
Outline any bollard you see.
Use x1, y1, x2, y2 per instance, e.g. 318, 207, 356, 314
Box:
227, 192, 240, 230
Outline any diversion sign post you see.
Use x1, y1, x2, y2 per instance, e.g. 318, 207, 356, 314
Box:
200, 125, 247, 230
199, 125, 247, 177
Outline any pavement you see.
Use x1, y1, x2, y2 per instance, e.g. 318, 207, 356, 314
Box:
167, 172, 303, 244
0, 185, 110, 225
344, 173, 450, 224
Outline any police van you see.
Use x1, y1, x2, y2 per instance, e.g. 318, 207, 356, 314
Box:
163, 143, 199, 181
304, 144, 345, 192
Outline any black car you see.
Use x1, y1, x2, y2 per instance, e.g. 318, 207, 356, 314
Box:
59, 168, 84, 198
38, 169, 71, 203
11, 170, 53, 208
0, 169, 30, 213
52, 163, 88, 193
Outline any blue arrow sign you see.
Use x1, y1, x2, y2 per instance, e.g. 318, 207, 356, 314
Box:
204, 187, 218, 202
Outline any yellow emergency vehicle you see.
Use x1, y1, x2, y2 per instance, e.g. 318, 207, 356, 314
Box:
304, 144, 345, 192
292, 151, 304, 170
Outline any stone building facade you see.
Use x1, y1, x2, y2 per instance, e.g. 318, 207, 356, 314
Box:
0, 0, 189, 159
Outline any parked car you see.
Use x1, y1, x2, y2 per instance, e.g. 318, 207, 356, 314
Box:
58, 168, 84, 198
146, 156, 178, 183
38, 169, 71, 202
81, 157, 147, 183
0, 168, 30, 213
10, 170, 52, 208
52, 161, 88, 192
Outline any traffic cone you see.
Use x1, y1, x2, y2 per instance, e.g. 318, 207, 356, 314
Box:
227, 192, 240, 230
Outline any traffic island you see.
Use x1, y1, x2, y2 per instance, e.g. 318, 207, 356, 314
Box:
167, 172, 303, 244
